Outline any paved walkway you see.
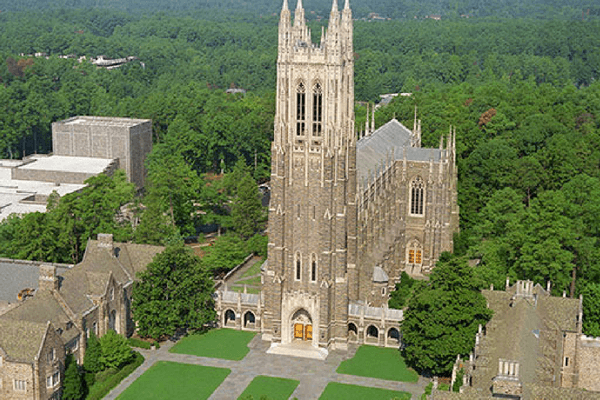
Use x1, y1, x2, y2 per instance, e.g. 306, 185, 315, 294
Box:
105, 335, 427, 399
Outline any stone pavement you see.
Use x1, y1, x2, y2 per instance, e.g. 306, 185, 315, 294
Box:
105, 335, 428, 399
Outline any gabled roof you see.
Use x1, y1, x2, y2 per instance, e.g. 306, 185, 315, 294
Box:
1, 290, 80, 344
356, 118, 443, 183
0, 319, 50, 363
372, 266, 389, 283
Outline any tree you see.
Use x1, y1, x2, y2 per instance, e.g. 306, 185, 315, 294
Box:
201, 233, 248, 277
388, 272, 417, 310
579, 282, 600, 337
62, 354, 85, 400
231, 173, 264, 239
133, 243, 216, 339
83, 331, 104, 374
99, 330, 134, 369
402, 256, 492, 375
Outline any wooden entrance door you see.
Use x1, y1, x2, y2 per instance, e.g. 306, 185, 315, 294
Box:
294, 323, 304, 339
305, 324, 312, 340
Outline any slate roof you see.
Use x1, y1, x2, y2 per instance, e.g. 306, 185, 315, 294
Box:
221, 290, 260, 306
356, 118, 443, 183
0, 319, 49, 363
0, 260, 71, 303
1, 290, 80, 345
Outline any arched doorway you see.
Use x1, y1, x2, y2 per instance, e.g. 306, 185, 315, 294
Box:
224, 309, 236, 327
243, 311, 256, 329
366, 325, 379, 344
348, 323, 358, 342
291, 309, 312, 342
387, 327, 400, 346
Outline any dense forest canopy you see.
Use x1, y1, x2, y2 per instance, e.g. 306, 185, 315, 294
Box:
1, 1, 600, 338
0, 0, 599, 20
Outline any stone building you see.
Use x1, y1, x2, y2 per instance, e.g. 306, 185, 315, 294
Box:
216, 0, 458, 357
52, 116, 153, 188
437, 280, 600, 399
0, 235, 163, 400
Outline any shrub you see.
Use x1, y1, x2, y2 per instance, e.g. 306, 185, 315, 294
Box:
86, 352, 144, 400
453, 369, 464, 392
84, 332, 104, 374
99, 330, 134, 369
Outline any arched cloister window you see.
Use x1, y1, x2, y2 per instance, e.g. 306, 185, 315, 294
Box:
310, 254, 317, 282
410, 176, 424, 215
296, 82, 306, 136
295, 252, 302, 281
407, 240, 423, 265
312, 83, 322, 137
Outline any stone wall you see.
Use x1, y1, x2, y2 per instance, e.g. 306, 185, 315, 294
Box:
577, 335, 600, 391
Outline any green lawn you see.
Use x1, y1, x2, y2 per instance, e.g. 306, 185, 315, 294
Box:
230, 285, 261, 294
117, 361, 230, 400
240, 260, 263, 278
238, 375, 299, 400
170, 329, 256, 360
319, 382, 411, 400
236, 275, 261, 286
337, 346, 418, 382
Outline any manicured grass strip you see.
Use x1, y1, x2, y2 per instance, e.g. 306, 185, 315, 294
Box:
237, 375, 299, 400
240, 260, 263, 278
337, 346, 418, 382
117, 361, 230, 400
87, 352, 144, 400
170, 329, 256, 360
236, 275, 261, 286
319, 382, 411, 400
231, 285, 261, 294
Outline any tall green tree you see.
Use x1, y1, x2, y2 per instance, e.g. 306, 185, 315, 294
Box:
83, 332, 103, 374
402, 255, 492, 375
62, 354, 85, 400
231, 173, 264, 239
133, 243, 215, 339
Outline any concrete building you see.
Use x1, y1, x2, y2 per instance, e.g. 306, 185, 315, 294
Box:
215, 0, 459, 358
52, 116, 153, 188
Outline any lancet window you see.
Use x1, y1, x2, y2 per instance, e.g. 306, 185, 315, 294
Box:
295, 252, 302, 281
296, 82, 306, 136
312, 83, 322, 136
410, 176, 424, 215
310, 254, 317, 282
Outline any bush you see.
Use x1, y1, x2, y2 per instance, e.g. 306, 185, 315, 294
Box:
453, 369, 464, 392
127, 337, 152, 349
99, 330, 134, 369
438, 383, 451, 391
86, 352, 144, 400
420, 382, 433, 400
389, 272, 416, 309
94, 367, 118, 383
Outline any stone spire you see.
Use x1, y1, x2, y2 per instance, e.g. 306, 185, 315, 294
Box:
294, 0, 305, 27
371, 103, 375, 133
344, 0, 350, 9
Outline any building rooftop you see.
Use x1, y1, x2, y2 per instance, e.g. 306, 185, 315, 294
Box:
20, 155, 114, 174
0, 260, 71, 303
0, 161, 87, 221
56, 116, 150, 128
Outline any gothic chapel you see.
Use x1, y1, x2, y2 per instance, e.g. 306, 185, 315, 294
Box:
216, 0, 459, 357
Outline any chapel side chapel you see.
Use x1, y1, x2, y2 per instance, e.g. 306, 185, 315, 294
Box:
215, 0, 459, 357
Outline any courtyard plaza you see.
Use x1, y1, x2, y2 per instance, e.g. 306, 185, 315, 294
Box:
105, 330, 427, 399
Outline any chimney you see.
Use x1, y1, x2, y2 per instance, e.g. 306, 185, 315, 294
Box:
97, 233, 114, 250
39, 264, 59, 291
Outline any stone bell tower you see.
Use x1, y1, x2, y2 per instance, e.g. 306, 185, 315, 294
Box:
262, 0, 357, 354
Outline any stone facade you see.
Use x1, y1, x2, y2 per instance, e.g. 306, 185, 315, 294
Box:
52, 116, 153, 188
216, 0, 459, 356
0, 235, 163, 399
